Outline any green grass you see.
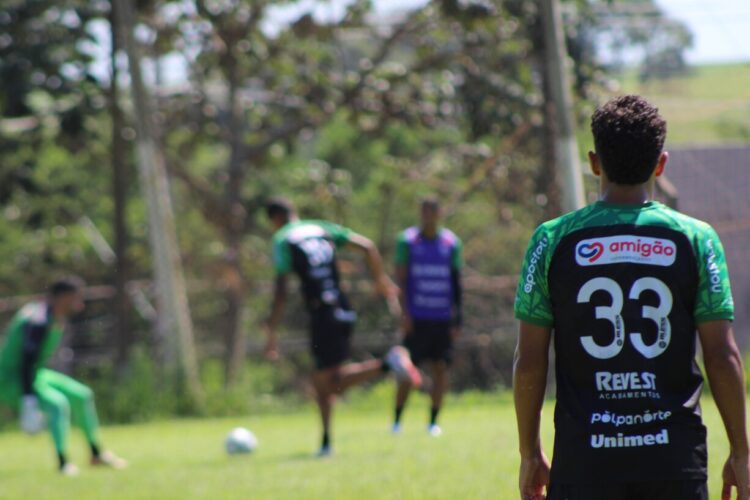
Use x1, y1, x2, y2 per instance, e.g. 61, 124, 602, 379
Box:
609, 63, 750, 146
577, 62, 750, 160
0, 388, 737, 499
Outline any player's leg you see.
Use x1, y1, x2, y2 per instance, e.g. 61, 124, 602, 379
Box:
311, 368, 336, 456
33, 373, 75, 474
428, 360, 448, 435
425, 321, 452, 435
393, 332, 419, 433
41, 369, 127, 469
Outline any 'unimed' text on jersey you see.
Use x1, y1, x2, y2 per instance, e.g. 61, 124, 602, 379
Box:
272, 220, 353, 310
514, 201, 734, 484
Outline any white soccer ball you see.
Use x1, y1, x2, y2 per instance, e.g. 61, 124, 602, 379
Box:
225, 427, 258, 455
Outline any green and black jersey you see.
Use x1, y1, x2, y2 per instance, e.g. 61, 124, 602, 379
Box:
515, 201, 734, 484
272, 220, 354, 310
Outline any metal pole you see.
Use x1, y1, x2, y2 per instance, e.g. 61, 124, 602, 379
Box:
540, 0, 586, 213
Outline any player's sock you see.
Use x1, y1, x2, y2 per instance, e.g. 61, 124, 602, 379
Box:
90, 443, 101, 459
58, 452, 67, 470
322, 431, 331, 450
395, 405, 405, 425
430, 406, 440, 426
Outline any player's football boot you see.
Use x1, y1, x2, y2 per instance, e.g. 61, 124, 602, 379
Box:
60, 463, 80, 477
91, 450, 128, 469
385, 346, 422, 387
428, 424, 443, 437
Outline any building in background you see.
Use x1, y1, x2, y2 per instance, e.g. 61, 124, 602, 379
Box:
661, 145, 750, 345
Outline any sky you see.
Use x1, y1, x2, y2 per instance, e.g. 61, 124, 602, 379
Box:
266, 0, 750, 64
89, 0, 750, 86
656, 0, 750, 63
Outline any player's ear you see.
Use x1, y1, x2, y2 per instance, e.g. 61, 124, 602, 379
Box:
653, 151, 668, 178
588, 151, 601, 177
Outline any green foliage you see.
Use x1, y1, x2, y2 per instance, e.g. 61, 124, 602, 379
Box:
82, 351, 305, 424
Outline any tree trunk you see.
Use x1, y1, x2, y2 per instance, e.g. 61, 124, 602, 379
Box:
114, 0, 203, 404
109, 1, 132, 376
222, 59, 248, 386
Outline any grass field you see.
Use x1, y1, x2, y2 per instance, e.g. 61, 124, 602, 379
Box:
0, 388, 737, 500
577, 62, 750, 153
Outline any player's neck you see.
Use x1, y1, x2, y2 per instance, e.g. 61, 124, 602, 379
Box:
599, 181, 655, 206
421, 225, 439, 238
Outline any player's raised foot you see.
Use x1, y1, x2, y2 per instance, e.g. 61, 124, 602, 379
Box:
60, 463, 80, 477
428, 424, 443, 437
91, 450, 128, 469
391, 423, 402, 435
315, 445, 333, 459
385, 346, 422, 387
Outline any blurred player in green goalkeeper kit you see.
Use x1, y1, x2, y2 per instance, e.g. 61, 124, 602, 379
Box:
263, 198, 422, 457
514, 96, 749, 500
392, 197, 463, 437
0, 278, 126, 476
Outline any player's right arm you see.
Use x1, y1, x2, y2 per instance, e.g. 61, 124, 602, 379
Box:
20, 322, 46, 395
514, 321, 551, 500
264, 236, 291, 361
513, 225, 554, 500
19, 321, 46, 433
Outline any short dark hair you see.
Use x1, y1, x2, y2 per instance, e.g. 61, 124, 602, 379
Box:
49, 276, 84, 297
265, 197, 294, 219
591, 95, 667, 185
421, 196, 440, 211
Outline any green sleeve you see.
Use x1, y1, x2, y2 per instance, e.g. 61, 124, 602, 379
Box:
272, 237, 292, 275
317, 221, 353, 248
514, 225, 554, 327
395, 233, 409, 266
452, 238, 463, 269
693, 225, 734, 323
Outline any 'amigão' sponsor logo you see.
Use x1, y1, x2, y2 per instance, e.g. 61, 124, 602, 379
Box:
591, 410, 671, 427
575, 236, 676, 267
591, 429, 669, 449
523, 236, 548, 293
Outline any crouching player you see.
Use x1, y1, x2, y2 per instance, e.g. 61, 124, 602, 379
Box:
0, 278, 126, 475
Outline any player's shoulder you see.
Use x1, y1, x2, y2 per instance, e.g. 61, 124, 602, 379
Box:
18, 302, 49, 327
532, 203, 600, 243
644, 204, 715, 237
438, 227, 461, 246
400, 226, 420, 243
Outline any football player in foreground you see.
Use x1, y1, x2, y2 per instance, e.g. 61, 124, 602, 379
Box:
513, 95, 748, 500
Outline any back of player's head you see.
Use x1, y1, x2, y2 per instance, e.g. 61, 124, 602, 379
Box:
265, 197, 294, 220
591, 95, 667, 185
48, 276, 85, 298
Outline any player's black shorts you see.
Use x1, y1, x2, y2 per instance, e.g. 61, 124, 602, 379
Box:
404, 319, 453, 365
547, 480, 708, 500
309, 305, 355, 370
